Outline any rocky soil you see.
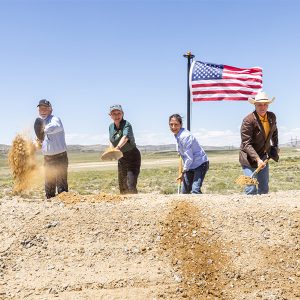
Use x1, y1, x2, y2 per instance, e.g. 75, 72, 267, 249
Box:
1, 191, 300, 299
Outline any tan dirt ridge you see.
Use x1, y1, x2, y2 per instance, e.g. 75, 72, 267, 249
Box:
0, 191, 300, 299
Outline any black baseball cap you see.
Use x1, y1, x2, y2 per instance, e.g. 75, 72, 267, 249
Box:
37, 99, 52, 107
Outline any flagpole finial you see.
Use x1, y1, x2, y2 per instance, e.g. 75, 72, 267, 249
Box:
183, 51, 195, 59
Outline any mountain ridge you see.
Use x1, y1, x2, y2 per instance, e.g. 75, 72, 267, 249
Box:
0, 143, 240, 154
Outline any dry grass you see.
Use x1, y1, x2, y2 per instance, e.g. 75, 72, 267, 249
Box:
0, 147, 299, 197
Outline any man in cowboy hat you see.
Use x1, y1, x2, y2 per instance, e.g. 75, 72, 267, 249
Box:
239, 91, 279, 195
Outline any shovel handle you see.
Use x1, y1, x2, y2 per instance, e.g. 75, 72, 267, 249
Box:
253, 158, 270, 175
177, 157, 183, 194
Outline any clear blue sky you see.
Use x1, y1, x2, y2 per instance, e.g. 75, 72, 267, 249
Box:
1, 0, 299, 146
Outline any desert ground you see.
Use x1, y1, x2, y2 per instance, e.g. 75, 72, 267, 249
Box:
1, 190, 300, 300
1, 148, 300, 299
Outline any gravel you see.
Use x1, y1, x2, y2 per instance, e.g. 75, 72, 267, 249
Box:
0, 190, 300, 299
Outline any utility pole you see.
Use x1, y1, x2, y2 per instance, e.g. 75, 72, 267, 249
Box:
183, 51, 195, 131
291, 136, 299, 147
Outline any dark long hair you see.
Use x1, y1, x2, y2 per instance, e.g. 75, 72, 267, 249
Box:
169, 114, 182, 125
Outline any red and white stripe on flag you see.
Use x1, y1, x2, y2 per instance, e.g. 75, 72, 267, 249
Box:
190, 61, 263, 101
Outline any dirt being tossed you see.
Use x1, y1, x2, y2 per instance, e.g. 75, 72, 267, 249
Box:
160, 201, 229, 299
0, 191, 300, 299
8, 135, 41, 194
235, 175, 258, 186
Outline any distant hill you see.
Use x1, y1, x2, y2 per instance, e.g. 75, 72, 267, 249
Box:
0, 143, 237, 154
0, 144, 10, 154
68, 144, 177, 152
67, 144, 240, 152
67, 144, 107, 152
1, 143, 296, 155
0, 144, 177, 154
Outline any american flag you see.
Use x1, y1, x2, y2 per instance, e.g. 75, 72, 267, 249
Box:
190, 61, 263, 101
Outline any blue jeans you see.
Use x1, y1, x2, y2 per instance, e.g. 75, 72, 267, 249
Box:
242, 164, 269, 195
182, 161, 209, 194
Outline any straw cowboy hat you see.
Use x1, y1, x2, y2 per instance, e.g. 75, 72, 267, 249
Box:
248, 91, 275, 104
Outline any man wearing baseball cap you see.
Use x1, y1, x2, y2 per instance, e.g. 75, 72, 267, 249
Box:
36, 99, 68, 199
239, 91, 279, 195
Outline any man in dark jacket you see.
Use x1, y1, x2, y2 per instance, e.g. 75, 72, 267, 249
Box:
239, 91, 279, 195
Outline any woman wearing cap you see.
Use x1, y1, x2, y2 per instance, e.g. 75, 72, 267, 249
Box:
108, 104, 141, 194
169, 114, 209, 194
239, 91, 279, 195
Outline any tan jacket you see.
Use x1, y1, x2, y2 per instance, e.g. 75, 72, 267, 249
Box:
239, 111, 278, 168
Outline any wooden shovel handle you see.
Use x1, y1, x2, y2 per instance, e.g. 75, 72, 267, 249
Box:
254, 158, 270, 174
177, 157, 183, 183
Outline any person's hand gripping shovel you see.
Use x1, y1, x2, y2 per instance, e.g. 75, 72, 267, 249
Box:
101, 147, 123, 161
176, 157, 183, 194
235, 158, 270, 186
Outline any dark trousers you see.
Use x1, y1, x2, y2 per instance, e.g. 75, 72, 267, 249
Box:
182, 161, 209, 194
44, 151, 68, 199
118, 147, 141, 194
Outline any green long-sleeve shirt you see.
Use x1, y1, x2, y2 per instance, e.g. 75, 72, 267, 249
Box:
109, 119, 136, 153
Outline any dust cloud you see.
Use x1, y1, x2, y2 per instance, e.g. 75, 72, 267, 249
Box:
8, 134, 43, 194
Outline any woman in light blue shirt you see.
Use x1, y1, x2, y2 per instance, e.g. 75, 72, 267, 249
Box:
169, 114, 209, 194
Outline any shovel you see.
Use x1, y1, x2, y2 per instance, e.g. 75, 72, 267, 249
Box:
101, 148, 123, 161
250, 158, 270, 178
176, 157, 183, 194
235, 158, 269, 186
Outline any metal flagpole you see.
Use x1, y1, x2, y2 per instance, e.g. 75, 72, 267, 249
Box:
183, 51, 195, 131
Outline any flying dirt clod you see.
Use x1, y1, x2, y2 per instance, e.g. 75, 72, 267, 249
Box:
8, 134, 40, 194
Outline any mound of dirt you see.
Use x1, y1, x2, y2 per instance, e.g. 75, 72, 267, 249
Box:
56, 192, 126, 204
160, 201, 229, 298
0, 191, 300, 299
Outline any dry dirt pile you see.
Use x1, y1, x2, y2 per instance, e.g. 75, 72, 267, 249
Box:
1, 191, 300, 299
56, 192, 126, 205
